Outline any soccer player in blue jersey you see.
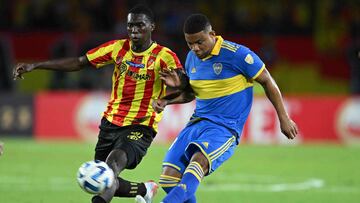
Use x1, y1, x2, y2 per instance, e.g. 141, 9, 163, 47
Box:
152, 14, 298, 203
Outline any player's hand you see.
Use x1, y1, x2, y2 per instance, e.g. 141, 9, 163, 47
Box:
159, 69, 182, 88
280, 118, 298, 139
152, 99, 168, 113
13, 63, 35, 80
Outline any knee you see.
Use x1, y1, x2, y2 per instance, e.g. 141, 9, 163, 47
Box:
190, 151, 209, 174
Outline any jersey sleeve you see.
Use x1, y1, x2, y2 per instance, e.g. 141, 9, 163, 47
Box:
159, 48, 183, 71
86, 40, 117, 68
235, 46, 265, 79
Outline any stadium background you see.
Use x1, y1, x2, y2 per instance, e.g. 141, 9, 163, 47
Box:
0, 0, 359, 202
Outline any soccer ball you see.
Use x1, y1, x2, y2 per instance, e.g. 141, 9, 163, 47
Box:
76, 160, 115, 194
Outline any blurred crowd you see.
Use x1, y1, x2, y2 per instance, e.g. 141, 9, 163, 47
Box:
0, 0, 359, 93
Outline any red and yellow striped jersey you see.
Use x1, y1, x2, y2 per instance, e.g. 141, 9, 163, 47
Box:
86, 39, 182, 131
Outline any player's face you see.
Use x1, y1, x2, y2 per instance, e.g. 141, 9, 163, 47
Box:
184, 30, 216, 59
127, 13, 154, 47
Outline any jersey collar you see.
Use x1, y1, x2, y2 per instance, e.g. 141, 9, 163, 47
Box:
131, 41, 158, 56
202, 36, 223, 61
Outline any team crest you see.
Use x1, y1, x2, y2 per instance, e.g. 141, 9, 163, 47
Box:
119, 63, 127, 75
245, 54, 254, 64
213, 63, 223, 75
147, 58, 155, 69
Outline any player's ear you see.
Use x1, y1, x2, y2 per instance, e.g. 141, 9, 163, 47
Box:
151, 23, 155, 31
209, 30, 216, 37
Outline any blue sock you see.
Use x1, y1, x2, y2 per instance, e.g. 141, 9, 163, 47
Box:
160, 174, 197, 203
185, 195, 197, 203
162, 161, 204, 203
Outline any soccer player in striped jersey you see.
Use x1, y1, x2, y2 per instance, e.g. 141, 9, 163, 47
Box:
13, 5, 182, 203
152, 14, 298, 203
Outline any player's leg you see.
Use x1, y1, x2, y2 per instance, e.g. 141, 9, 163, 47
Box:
160, 167, 197, 203
161, 151, 206, 203
162, 120, 238, 203
92, 149, 130, 203
160, 124, 202, 203
114, 125, 157, 200
91, 120, 156, 203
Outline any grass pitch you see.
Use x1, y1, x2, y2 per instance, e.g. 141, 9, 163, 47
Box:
0, 138, 359, 203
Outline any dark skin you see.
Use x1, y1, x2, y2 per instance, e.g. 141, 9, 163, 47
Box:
13, 13, 156, 203
13, 13, 154, 80
154, 27, 298, 181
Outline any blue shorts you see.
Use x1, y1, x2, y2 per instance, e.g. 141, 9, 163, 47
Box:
163, 119, 238, 175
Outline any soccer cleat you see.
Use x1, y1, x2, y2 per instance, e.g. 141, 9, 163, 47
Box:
135, 180, 158, 203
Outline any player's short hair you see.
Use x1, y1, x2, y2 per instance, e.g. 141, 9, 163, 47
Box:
129, 4, 154, 23
183, 14, 211, 34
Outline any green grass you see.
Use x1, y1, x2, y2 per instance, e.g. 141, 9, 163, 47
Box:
0, 138, 359, 203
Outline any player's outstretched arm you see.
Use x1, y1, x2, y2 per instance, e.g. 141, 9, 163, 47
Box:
255, 68, 298, 139
13, 56, 89, 80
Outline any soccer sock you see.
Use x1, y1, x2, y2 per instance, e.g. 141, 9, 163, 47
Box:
113, 177, 146, 197
185, 195, 197, 203
91, 196, 106, 203
162, 161, 204, 203
160, 174, 197, 203
159, 174, 181, 193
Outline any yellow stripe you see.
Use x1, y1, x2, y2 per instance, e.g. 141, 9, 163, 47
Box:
210, 36, 224, 56
210, 137, 235, 161
163, 162, 181, 171
160, 174, 181, 181
189, 142, 212, 175
184, 169, 202, 182
160, 48, 177, 70
209, 136, 234, 157
159, 180, 179, 184
86, 41, 119, 68
188, 165, 204, 178
221, 44, 237, 52
222, 41, 236, 49
190, 74, 253, 99
252, 64, 265, 79
122, 56, 147, 125
202, 36, 224, 61
107, 51, 133, 122
159, 183, 178, 187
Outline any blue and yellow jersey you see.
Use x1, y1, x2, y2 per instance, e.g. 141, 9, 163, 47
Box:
184, 36, 265, 137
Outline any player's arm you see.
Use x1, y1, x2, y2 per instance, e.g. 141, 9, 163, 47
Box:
13, 56, 90, 80
255, 68, 298, 139
152, 85, 195, 113
159, 69, 188, 90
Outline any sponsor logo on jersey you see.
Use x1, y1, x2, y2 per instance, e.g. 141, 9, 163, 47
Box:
127, 70, 152, 81
126, 60, 145, 68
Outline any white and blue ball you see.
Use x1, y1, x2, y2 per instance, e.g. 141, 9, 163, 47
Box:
77, 160, 115, 194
